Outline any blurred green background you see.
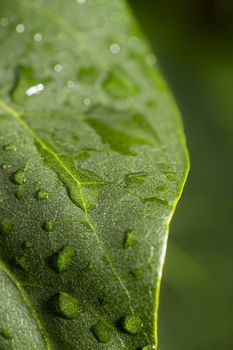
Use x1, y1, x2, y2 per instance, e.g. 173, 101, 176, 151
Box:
128, 1, 233, 349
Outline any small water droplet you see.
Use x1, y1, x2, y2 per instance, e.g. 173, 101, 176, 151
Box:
23, 241, 33, 249
110, 43, 120, 54
42, 221, 54, 232
0, 218, 12, 235
67, 80, 75, 88
25, 83, 44, 97
14, 187, 25, 200
142, 345, 155, 350
124, 172, 148, 187
54, 64, 62, 73
76, 0, 86, 4
103, 69, 139, 99
3, 143, 17, 153
123, 230, 138, 249
130, 267, 144, 280
90, 321, 110, 343
52, 246, 76, 273
16, 23, 25, 33
36, 189, 49, 200
12, 169, 26, 185
34, 32, 42, 42
143, 197, 169, 207
14, 255, 29, 271
1, 163, 11, 170
0, 17, 9, 27
83, 97, 91, 106
0, 328, 13, 340
120, 315, 143, 335
53, 292, 81, 319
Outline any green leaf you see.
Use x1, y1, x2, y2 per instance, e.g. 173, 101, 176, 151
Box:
0, 0, 189, 349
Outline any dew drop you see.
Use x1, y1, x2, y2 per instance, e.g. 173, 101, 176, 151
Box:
53, 292, 81, 319
142, 345, 155, 350
124, 172, 148, 187
130, 267, 144, 280
36, 189, 49, 200
3, 143, 17, 153
0, 328, 13, 340
54, 64, 62, 73
34, 32, 42, 42
1, 163, 11, 170
14, 255, 29, 271
123, 230, 138, 249
16, 23, 25, 33
143, 196, 169, 207
52, 246, 76, 273
120, 315, 143, 335
83, 97, 91, 106
103, 69, 139, 99
76, 0, 86, 4
0, 17, 9, 27
12, 169, 26, 185
0, 218, 12, 236
110, 43, 120, 54
90, 321, 110, 343
67, 80, 75, 88
14, 187, 25, 200
26, 83, 44, 97
23, 241, 33, 249
42, 221, 54, 232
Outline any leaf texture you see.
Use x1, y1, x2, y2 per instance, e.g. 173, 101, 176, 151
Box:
0, 0, 189, 349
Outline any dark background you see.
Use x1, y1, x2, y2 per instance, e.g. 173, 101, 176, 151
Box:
128, 1, 233, 349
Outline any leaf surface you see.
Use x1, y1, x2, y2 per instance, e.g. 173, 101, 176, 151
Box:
0, 0, 189, 349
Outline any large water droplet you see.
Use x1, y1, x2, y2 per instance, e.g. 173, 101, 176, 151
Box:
124, 172, 148, 187
0, 328, 13, 340
52, 246, 76, 273
36, 189, 49, 200
0, 218, 12, 235
142, 345, 155, 350
123, 230, 138, 249
1, 163, 11, 170
103, 69, 139, 99
53, 292, 81, 319
90, 321, 110, 343
120, 315, 143, 335
12, 169, 26, 185
3, 143, 17, 153
42, 221, 54, 232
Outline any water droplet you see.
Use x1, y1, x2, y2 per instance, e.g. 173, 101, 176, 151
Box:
67, 80, 75, 88
54, 64, 62, 73
76, 0, 86, 4
16, 23, 25, 33
1, 163, 11, 170
0, 17, 9, 27
34, 32, 42, 42
103, 69, 139, 99
90, 321, 110, 343
110, 43, 120, 54
124, 172, 148, 187
14, 187, 25, 200
0, 328, 13, 340
142, 345, 155, 350
36, 189, 49, 200
83, 97, 91, 106
26, 83, 44, 97
0, 218, 12, 235
130, 267, 144, 280
23, 241, 33, 249
3, 143, 17, 153
120, 315, 143, 335
123, 230, 138, 249
52, 246, 76, 273
143, 197, 169, 207
12, 169, 26, 185
53, 292, 81, 319
146, 54, 157, 66
42, 221, 54, 232
14, 255, 29, 271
